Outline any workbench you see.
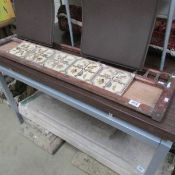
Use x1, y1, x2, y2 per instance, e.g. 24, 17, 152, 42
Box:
0, 36, 175, 175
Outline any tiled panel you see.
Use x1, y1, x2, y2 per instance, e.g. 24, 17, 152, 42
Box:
9, 42, 135, 96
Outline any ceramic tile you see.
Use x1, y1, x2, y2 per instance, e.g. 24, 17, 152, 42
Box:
74, 59, 91, 69
33, 55, 48, 65
99, 66, 117, 79
34, 47, 47, 54
62, 55, 77, 65
66, 66, 82, 77
9, 48, 20, 55
105, 81, 126, 95
113, 71, 135, 84
53, 62, 69, 72
85, 62, 102, 73
17, 42, 35, 51
44, 59, 58, 69
42, 49, 55, 58
14, 50, 27, 58
25, 53, 37, 61
57, 52, 68, 59
93, 76, 110, 88
76, 70, 95, 82
9, 46, 28, 58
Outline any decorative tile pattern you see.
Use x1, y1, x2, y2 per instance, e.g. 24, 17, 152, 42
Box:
9, 42, 135, 96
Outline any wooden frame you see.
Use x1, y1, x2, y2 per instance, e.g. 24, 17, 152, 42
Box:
0, 36, 175, 122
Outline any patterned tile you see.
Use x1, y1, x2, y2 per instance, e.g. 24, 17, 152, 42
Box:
113, 71, 134, 84
93, 76, 110, 88
85, 62, 101, 73
8, 42, 135, 96
105, 81, 126, 95
99, 66, 117, 79
76, 70, 95, 82
66, 65, 82, 77
74, 59, 91, 69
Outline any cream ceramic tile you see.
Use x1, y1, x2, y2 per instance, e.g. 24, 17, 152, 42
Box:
62, 55, 77, 65
19, 43, 36, 52
34, 47, 47, 55
42, 49, 55, 58
33, 56, 48, 65
53, 61, 69, 72
26, 44, 36, 52
44, 59, 58, 69
52, 53, 61, 60
74, 59, 91, 69
113, 71, 134, 84
85, 62, 102, 73
76, 70, 95, 82
93, 76, 110, 88
9, 48, 19, 55
25, 53, 37, 61
66, 66, 82, 77
105, 81, 126, 95
55, 52, 67, 59
13, 50, 27, 58
100, 66, 117, 79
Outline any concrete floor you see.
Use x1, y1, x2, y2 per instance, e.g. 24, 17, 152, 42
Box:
0, 103, 87, 175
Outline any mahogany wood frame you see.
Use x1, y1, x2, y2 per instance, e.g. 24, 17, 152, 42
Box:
0, 36, 175, 122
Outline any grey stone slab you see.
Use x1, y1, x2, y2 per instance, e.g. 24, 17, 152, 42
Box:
20, 119, 64, 154
19, 92, 157, 175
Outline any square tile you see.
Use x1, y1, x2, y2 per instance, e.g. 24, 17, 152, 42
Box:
33, 56, 48, 65
53, 61, 70, 72
76, 70, 95, 82
62, 55, 77, 65
74, 59, 91, 69
42, 49, 55, 58
44, 59, 58, 69
105, 81, 126, 95
113, 71, 134, 84
66, 66, 82, 78
100, 66, 117, 79
85, 62, 102, 73
93, 76, 110, 88
12, 50, 27, 58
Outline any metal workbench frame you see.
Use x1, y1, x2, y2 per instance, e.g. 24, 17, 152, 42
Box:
0, 65, 173, 175
63, 0, 175, 70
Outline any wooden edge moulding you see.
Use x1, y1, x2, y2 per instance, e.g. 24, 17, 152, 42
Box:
0, 36, 174, 122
